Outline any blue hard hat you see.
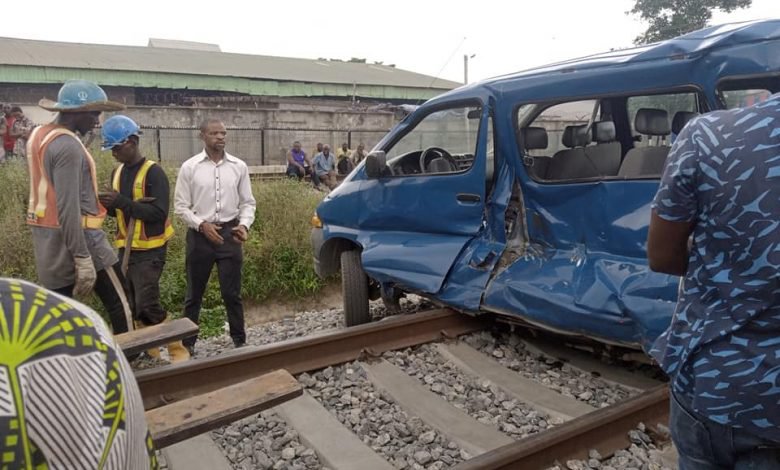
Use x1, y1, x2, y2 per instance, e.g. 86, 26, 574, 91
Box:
101, 115, 142, 150
39, 79, 125, 113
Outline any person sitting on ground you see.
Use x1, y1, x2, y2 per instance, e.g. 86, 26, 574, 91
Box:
336, 142, 351, 160
285, 140, 312, 180
352, 143, 367, 165
336, 142, 354, 175
312, 142, 323, 159
313, 144, 337, 190
0, 278, 158, 469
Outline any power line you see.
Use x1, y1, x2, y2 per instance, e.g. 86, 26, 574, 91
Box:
415, 36, 467, 105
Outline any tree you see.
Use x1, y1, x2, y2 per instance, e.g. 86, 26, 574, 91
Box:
629, 0, 752, 44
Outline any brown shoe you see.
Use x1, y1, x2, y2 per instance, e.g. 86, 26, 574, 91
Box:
167, 341, 191, 363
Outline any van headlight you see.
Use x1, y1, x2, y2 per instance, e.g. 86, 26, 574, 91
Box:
311, 212, 323, 228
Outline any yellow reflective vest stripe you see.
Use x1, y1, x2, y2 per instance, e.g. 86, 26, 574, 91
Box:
112, 160, 174, 249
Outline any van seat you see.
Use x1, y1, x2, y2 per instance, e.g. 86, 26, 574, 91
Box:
520, 127, 552, 179
547, 124, 599, 180
586, 121, 621, 176
618, 108, 671, 178
672, 111, 699, 135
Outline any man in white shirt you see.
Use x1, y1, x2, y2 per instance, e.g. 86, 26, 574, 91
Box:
174, 119, 256, 353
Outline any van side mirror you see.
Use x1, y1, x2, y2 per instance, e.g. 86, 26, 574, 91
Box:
365, 151, 387, 179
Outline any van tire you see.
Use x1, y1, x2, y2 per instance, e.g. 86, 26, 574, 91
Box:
341, 250, 370, 326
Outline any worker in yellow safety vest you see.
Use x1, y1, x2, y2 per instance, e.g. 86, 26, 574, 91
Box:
28, 79, 132, 335
98, 115, 189, 362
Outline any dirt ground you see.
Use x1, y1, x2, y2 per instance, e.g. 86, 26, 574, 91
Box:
243, 282, 343, 327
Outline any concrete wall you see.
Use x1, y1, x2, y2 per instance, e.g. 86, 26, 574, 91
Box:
5, 83, 396, 166
120, 106, 395, 166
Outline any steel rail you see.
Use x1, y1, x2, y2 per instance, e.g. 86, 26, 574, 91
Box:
452, 385, 670, 470
136, 308, 483, 410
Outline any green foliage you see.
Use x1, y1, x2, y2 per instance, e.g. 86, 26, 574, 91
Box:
0, 153, 325, 333
629, 0, 752, 44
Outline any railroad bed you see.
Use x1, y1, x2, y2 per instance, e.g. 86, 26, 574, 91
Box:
132, 302, 676, 470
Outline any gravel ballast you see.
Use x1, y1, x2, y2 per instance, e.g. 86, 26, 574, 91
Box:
212, 412, 324, 470
464, 331, 634, 408
384, 345, 561, 439
301, 363, 466, 469
546, 423, 675, 470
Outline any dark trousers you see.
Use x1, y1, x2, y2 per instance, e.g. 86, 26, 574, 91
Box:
183, 224, 245, 346
671, 390, 780, 469
286, 165, 311, 180
121, 250, 167, 327
54, 262, 130, 334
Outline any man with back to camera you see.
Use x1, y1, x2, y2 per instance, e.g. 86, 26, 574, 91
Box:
647, 94, 780, 468
174, 118, 256, 354
98, 114, 190, 363
27, 79, 131, 335
0, 278, 157, 469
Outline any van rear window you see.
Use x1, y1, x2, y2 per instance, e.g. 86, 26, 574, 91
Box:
718, 76, 780, 109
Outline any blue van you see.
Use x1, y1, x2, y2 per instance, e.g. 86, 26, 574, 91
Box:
311, 20, 780, 350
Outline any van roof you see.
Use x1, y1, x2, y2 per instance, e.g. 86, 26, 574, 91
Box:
435, 19, 780, 103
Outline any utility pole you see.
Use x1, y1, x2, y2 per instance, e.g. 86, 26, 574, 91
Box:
463, 54, 476, 84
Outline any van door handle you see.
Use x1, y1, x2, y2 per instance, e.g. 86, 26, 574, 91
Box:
456, 193, 481, 203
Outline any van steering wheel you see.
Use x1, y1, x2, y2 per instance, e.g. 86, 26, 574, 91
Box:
419, 147, 458, 173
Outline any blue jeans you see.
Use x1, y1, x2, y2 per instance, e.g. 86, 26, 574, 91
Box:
671, 390, 780, 469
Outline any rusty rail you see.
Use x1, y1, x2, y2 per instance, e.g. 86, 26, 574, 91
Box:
453, 385, 670, 470
137, 309, 483, 410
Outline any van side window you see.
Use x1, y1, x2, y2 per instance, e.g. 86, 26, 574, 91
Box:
385, 106, 481, 176
517, 91, 703, 182
718, 76, 780, 109
627, 92, 698, 143
519, 100, 596, 180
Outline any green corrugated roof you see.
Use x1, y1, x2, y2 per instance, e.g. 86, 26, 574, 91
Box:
0, 37, 460, 99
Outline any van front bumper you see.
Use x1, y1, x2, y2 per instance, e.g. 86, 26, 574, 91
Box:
311, 227, 325, 278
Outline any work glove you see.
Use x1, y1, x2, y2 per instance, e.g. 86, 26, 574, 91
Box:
73, 256, 97, 297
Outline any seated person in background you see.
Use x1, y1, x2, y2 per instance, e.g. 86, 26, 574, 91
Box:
337, 145, 354, 176
352, 143, 367, 165
313, 144, 337, 190
336, 142, 351, 160
0, 278, 158, 469
285, 140, 311, 180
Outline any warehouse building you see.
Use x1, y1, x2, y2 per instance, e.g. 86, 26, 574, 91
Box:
0, 36, 460, 164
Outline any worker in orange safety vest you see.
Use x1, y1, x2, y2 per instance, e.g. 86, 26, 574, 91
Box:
27, 79, 132, 334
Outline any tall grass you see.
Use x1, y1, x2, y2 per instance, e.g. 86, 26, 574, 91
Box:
0, 153, 326, 337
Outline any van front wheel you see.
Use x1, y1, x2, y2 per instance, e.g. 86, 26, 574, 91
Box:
341, 250, 370, 326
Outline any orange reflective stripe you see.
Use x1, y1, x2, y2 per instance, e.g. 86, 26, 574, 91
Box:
27, 125, 106, 229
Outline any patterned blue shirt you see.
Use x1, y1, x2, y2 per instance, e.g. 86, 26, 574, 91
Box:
651, 94, 780, 441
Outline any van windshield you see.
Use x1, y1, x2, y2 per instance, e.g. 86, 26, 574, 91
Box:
386, 106, 482, 162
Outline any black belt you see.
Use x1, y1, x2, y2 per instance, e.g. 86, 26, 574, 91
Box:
190, 219, 240, 234
218, 219, 240, 227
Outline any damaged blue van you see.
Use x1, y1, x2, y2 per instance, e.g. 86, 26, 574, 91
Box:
311, 20, 780, 350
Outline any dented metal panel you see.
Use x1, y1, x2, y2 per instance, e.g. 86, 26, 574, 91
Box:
313, 19, 780, 350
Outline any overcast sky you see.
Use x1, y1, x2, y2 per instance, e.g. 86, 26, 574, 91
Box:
4, 0, 776, 84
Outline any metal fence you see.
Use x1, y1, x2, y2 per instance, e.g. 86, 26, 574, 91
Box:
132, 127, 391, 167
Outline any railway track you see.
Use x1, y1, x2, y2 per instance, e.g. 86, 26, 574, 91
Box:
135, 309, 673, 469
